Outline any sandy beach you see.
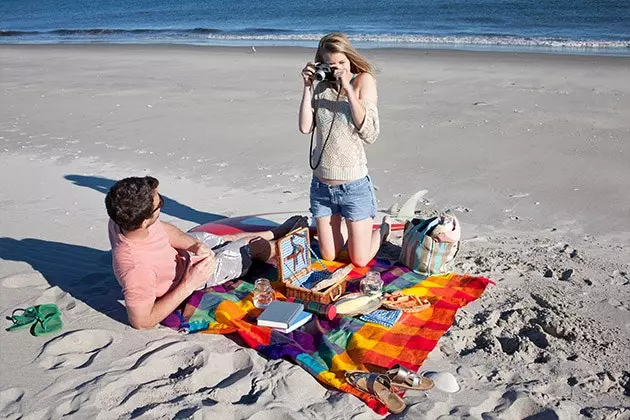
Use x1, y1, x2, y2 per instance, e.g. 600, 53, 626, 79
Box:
1, 45, 629, 419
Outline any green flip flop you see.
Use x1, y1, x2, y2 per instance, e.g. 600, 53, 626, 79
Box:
6, 307, 39, 331
31, 304, 62, 336
5, 304, 62, 336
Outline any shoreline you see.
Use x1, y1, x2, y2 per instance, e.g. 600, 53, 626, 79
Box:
2, 41, 630, 59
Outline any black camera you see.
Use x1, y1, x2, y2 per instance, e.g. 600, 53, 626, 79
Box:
314, 63, 336, 82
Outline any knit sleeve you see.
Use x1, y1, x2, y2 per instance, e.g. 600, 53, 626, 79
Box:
356, 99, 379, 144
311, 82, 326, 110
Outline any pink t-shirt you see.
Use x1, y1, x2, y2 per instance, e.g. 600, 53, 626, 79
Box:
108, 219, 187, 307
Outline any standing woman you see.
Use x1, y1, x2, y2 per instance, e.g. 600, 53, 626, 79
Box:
299, 33, 390, 267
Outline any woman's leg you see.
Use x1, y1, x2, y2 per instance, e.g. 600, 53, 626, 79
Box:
346, 216, 391, 267
314, 213, 346, 261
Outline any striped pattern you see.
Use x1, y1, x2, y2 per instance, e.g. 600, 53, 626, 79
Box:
400, 218, 459, 276
278, 231, 310, 282
162, 260, 492, 414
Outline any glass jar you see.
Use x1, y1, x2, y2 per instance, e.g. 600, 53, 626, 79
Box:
253, 278, 274, 308
360, 271, 384, 296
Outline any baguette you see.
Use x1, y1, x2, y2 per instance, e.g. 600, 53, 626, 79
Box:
311, 264, 353, 292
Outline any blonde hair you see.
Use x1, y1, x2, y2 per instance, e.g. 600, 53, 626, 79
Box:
315, 33, 374, 76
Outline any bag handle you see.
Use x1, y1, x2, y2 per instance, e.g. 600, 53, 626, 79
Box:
403, 217, 440, 243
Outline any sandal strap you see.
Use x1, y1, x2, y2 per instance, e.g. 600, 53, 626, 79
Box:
36, 312, 61, 329
388, 364, 420, 387
366, 373, 391, 395
9, 307, 37, 324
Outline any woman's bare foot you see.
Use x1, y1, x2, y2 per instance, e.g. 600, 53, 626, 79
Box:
380, 215, 392, 244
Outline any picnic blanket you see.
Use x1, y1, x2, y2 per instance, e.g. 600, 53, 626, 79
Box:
162, 260, 493, 414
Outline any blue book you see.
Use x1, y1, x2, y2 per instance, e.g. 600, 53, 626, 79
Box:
360, 309, 403, 328
273, 311, 313, 334
257, 300, 304, 329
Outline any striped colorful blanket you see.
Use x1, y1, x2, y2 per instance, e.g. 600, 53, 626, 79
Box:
162, 260, 493, 414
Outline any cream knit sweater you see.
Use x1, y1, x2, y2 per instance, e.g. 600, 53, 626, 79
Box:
311, 81, 380, 181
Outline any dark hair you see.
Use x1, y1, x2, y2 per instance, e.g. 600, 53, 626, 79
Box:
105, 176, 159, 231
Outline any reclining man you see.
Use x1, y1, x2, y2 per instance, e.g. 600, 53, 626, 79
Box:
105, 176, 307, 329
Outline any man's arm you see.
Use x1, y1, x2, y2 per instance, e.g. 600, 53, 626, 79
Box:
126, 254, 216, 329
162, 221, 199, 250
162, 221, 214, 256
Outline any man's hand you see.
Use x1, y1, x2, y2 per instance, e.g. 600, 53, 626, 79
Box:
183, 254, 216, 292
188, 241, 213, 257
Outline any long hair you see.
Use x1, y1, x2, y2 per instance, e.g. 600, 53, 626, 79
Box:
315, 33, 374, 76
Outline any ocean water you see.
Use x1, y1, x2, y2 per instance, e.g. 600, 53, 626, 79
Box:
1, 0, 629, 55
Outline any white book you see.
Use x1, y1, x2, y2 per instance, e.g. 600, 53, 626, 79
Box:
257, 300, 304, 329
273, 311, 313, 334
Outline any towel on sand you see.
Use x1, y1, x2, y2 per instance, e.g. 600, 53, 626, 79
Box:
162, 259, 493, 414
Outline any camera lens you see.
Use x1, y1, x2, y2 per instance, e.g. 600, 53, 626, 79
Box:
314, 70, 326, 81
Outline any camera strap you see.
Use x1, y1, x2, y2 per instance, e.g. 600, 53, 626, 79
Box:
309, 86, 342, 171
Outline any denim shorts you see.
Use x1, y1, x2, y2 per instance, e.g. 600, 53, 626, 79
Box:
310, 175, 377, 222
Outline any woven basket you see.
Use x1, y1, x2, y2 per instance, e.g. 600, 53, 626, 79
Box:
284, 279, 347, 305
276, 227, 348, 304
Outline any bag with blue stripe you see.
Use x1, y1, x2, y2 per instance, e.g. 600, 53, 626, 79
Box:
399, 212, 461, 276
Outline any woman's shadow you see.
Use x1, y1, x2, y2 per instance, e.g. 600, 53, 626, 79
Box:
0, 237, 129, 324
64, 175, 226, 225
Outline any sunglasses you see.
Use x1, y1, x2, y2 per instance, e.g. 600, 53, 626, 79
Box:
152, 193, 164, 214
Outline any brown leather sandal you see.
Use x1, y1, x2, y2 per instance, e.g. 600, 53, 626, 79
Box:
344, 371, 407, 414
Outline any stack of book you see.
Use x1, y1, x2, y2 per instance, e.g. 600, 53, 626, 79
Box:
257, 300, 312, 333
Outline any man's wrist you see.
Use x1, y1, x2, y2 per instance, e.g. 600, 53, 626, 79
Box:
179, 278, 196, 296
186, 240, 201, 251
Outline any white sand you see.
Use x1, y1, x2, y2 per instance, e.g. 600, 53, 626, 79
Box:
0, 45, 629, 419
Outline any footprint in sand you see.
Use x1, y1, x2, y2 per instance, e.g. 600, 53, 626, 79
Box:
0, 388, 25, 420
36, 286, 76, 311
93, 339, 211, 413
35, 338, 260, 418
36, 329, 114, 370
93, 339, 260, 416
211, 348, 255, 390
1, 272, 48, 289
481, 389, 557, 418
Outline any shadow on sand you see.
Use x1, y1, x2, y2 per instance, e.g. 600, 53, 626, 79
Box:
0, 237, 128, 324
64, 174, 226, 225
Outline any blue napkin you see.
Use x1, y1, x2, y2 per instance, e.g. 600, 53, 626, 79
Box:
360, 309, 403, 328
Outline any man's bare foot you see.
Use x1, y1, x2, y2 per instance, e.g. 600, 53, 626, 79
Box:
380, 215, 392, 244
272, 215, 309, 239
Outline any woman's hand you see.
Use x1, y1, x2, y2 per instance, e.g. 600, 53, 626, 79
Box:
301, 62, 316, 87
334, 67, 353, 90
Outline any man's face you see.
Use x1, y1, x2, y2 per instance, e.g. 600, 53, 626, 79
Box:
145, 189, 163, 227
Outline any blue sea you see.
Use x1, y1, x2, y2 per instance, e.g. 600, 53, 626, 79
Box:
1, 0, 629, 55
